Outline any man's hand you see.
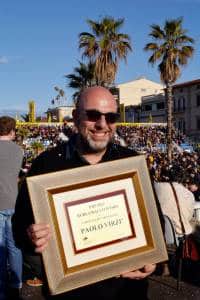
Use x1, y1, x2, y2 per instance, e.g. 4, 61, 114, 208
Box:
119, 264, 156, 280
27, 223, 51, 253
27, 223, 156, 279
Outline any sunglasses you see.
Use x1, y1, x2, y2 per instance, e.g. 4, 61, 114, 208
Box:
84, 109, 119, 124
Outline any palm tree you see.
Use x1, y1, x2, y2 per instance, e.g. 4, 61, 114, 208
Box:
20, 113, 29, 122
65, 61, 96, 103
54, 86, 66, 106
144, 17, 194, 162
79, 16, 132, 86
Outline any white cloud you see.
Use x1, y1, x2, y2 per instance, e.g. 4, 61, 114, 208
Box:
0, 56, 8, 64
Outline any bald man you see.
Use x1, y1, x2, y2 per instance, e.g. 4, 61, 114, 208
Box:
13, 87, 155, 300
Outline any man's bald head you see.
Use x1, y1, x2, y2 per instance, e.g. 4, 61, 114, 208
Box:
73, 86, 118, 154
76, 86, 117, 111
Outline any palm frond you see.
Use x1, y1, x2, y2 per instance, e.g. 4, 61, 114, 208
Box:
79, 16, 132, 85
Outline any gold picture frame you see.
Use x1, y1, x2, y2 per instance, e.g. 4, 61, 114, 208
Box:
27, 155, 168, 295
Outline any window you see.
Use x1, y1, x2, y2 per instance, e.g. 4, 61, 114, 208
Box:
144, 104, 152, 111
182, 97, 186, 110
156, 102, 165, 110
178, 98, 181, 111
197, 95, 200, 106
178, 119, 186, 133
197, 118, 200, 130
173, 98, 176, 112
141, 88, 146, 92
174, 121, 177, 129
177, 96, 186, 111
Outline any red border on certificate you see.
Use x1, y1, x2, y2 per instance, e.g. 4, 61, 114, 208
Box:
64, 189, 135, 254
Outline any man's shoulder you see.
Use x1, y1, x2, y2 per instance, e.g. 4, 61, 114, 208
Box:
34, 143, 67, 161
14, 142, 23, 155
28, 143, 68, 176
109, 143, 138, 159
0, 140, 23, 156
0, 140, 20, 149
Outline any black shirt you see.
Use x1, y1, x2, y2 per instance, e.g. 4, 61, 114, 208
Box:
13, 136, 137, 251
12, 136, 149, 300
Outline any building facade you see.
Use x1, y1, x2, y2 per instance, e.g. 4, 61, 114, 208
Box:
117, 77, 164, 122
173, 79, 200, 139
117, 76, 164, 106
140, 93, 166, 123
46, 106, 74, 122
139, 79, 200, 140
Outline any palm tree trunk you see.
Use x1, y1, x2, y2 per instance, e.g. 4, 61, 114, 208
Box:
166, 83, 173, 163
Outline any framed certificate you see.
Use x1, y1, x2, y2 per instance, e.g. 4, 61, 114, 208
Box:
27, 155, 168, 295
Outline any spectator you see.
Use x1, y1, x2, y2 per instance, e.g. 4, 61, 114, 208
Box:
0, 116, 23, 299
188, 179, 200, 202
154, 171, 195, 236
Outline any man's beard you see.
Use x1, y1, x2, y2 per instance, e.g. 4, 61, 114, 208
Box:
78, 133, 113, 153
86, 134, 110, 152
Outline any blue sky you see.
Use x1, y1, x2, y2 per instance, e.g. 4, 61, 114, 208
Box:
0, 0, 200, 115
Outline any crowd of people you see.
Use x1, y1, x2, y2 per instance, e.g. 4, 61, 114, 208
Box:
116, 124, 190, 151
0, 86, 200, 299
15, 121, 200, 194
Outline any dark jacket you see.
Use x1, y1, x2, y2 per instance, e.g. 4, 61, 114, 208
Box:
13, 138, 137, 252
12, 137, 150, 300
